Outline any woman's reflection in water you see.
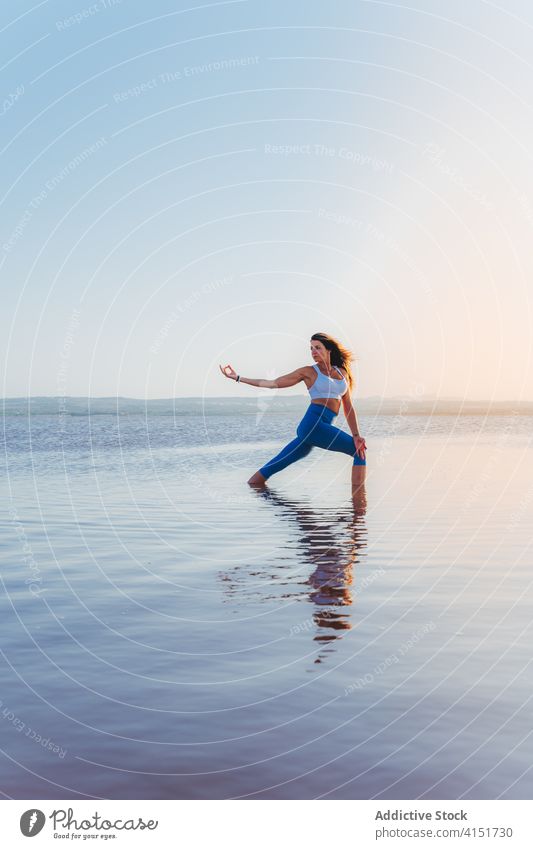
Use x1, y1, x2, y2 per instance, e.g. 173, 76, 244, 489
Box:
220, 482, 368, 665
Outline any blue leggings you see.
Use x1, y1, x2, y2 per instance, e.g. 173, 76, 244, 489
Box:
259, 402, 366, 480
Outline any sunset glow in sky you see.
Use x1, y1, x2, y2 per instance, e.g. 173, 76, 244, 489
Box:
2, 0, 532, 402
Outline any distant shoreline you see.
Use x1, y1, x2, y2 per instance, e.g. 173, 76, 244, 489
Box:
2, 396, 533, 416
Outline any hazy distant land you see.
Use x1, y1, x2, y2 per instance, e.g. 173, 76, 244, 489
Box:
2, 396, 532, 416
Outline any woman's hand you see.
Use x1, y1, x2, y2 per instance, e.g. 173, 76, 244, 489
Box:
354, 435, 367, 460
219, 363, 238, 381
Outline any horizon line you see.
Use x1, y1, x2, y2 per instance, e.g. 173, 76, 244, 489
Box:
2, 395, 533, 404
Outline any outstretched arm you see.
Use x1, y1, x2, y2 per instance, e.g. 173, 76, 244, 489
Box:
219, 364, 307, 389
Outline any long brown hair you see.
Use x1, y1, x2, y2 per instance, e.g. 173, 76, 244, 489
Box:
311, 332, 355, 392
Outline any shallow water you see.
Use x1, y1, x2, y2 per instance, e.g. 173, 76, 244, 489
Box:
1, 413, 532, 799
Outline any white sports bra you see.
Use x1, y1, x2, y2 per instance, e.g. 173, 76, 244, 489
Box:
308, 363, 348, 400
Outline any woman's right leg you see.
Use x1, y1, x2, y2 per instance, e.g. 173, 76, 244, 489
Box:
249, 435, 313, 484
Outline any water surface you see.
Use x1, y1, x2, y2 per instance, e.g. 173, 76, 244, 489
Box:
1, 410, 532, 799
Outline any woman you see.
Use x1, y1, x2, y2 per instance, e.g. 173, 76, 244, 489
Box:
219, 332, 367, 495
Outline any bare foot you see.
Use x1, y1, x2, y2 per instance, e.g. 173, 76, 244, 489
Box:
247, 471, 267, 487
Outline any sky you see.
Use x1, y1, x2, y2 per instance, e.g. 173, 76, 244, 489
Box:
1, 0, 532, 402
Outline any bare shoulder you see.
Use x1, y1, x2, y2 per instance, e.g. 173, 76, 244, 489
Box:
274, 365, 315, 389
300, 364, 317, 387
285, 365, 314, 377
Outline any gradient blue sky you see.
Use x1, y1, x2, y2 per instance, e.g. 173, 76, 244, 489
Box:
2, 0, 532, 401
